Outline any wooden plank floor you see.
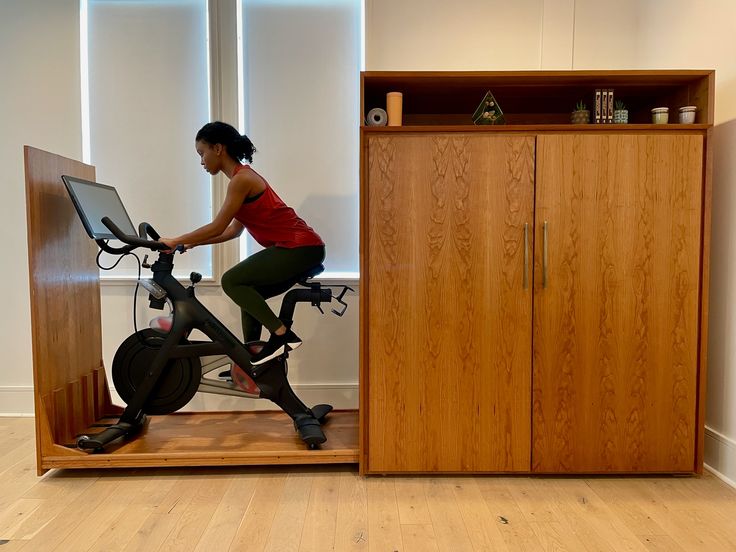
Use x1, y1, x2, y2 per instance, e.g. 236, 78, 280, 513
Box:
42, 411, 359, 470
2, 417, 736, 551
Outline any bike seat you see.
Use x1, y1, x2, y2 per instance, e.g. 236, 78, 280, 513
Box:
296, 264, 325, 284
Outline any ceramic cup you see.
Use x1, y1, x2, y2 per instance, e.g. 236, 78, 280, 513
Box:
651, 107, 669, 124
679, 106, 697, 124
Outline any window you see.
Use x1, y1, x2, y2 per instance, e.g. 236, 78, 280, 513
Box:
84, 0, 212, 278
82, 0, 363, 280
239, 0, 361, 279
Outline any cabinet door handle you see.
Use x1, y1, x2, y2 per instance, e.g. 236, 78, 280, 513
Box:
523, 223, 529, 289
543, 220, 548, 288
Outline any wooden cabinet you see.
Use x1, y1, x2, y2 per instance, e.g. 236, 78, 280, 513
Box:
360, 71, 713, 474
365, 134, 535, 471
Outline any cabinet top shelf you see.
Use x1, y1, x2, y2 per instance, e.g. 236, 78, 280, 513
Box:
362, 69, 714, 83
361, 124, 712, 133
361, 70, 714, 127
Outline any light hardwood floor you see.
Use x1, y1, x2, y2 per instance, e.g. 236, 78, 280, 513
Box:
1, 417, 736, 551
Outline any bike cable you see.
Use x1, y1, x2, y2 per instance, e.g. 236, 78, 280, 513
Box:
95, 244, 153, 349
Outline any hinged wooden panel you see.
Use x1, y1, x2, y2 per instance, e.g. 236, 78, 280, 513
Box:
532, 134, 703, 472
365, 133, 535, 472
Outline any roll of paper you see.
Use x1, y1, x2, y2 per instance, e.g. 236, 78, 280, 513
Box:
366, 108, 388, 126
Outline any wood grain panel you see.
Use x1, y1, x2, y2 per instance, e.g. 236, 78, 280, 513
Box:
38, 411, 359, 469
532, 134, 703, 472
25, 147, 101, 393
366, 133, 535, 472
24, 146, 113, 472
696, 124, 714, 473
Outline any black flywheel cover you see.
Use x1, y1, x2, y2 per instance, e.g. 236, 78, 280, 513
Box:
112, 329, 201, 415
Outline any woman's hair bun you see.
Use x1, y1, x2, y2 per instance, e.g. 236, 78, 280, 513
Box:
196, 121, 256, 163
231, 134, 256, 164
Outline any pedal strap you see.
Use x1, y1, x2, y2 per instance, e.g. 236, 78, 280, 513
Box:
294, 416, 320, 429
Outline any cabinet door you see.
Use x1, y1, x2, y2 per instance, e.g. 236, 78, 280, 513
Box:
533, 134, 704, 472
366, 134, 535, 472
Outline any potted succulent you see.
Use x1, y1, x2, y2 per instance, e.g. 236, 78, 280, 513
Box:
614, 100, 629, 124
571, 100, 590, 124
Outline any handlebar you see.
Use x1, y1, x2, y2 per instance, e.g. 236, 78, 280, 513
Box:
138, 222, 161, 241
101, 217, 167, 251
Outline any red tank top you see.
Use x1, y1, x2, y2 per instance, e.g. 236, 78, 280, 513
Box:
232, 165, 324, 249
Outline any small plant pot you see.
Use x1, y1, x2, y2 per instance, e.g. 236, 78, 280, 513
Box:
571, 110, 590, 124
613, 109, 628, 124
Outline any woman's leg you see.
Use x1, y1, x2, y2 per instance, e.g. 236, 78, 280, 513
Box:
241, 279, 294, 342
242, 277, 306, 342
221, 245, 325, 362
241, 312, 263, 343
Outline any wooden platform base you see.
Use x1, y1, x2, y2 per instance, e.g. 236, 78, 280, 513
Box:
40, 410, 359, 470
24, 149, 362, 474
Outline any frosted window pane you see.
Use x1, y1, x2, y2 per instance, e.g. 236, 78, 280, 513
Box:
88, 0, 211, 278
240, 0, 360, 275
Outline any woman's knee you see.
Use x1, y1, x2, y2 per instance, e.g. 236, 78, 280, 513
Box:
221, 268, 240, 298
222, 267, 261, 299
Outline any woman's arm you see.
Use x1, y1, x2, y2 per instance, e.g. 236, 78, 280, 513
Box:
160, 171, 256, 249
187, 220, 244, 248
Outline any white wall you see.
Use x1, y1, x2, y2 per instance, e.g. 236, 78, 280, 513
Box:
2, 0, 735, 484
367, 0, 545, 70
0, 0, 82, 414
366, 0, 643, 71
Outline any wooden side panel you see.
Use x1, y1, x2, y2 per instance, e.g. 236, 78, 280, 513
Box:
533, 134, 703, 472
366, 134, 535, 472
24, 146, 111, 471
695, 125, 714, 473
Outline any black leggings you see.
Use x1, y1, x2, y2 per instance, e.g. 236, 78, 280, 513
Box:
221, 245, 325, 342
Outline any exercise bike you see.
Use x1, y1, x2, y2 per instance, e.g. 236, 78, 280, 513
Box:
62, 175, 352, 451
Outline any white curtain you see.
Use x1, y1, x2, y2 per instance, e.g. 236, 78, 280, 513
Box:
88, 0, 212, 277
240, 0, 361, 277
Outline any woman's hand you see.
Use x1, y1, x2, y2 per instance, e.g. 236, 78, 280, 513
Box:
159, 238, 181, 253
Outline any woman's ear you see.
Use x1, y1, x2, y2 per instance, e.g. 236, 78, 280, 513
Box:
215, 144, 223, 156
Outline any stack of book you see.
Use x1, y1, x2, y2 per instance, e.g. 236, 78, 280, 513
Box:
595, 89, 615, 124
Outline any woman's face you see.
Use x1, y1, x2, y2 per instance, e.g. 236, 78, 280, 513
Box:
195, 140, 222, 175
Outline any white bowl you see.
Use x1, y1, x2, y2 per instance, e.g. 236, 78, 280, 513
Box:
679, 111, 696, 124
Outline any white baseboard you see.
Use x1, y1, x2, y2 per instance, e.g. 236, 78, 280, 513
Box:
704, 425, 736, 489
0, 386, 35, 416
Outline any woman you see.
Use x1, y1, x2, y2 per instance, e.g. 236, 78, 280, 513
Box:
160, 121, 325, 380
